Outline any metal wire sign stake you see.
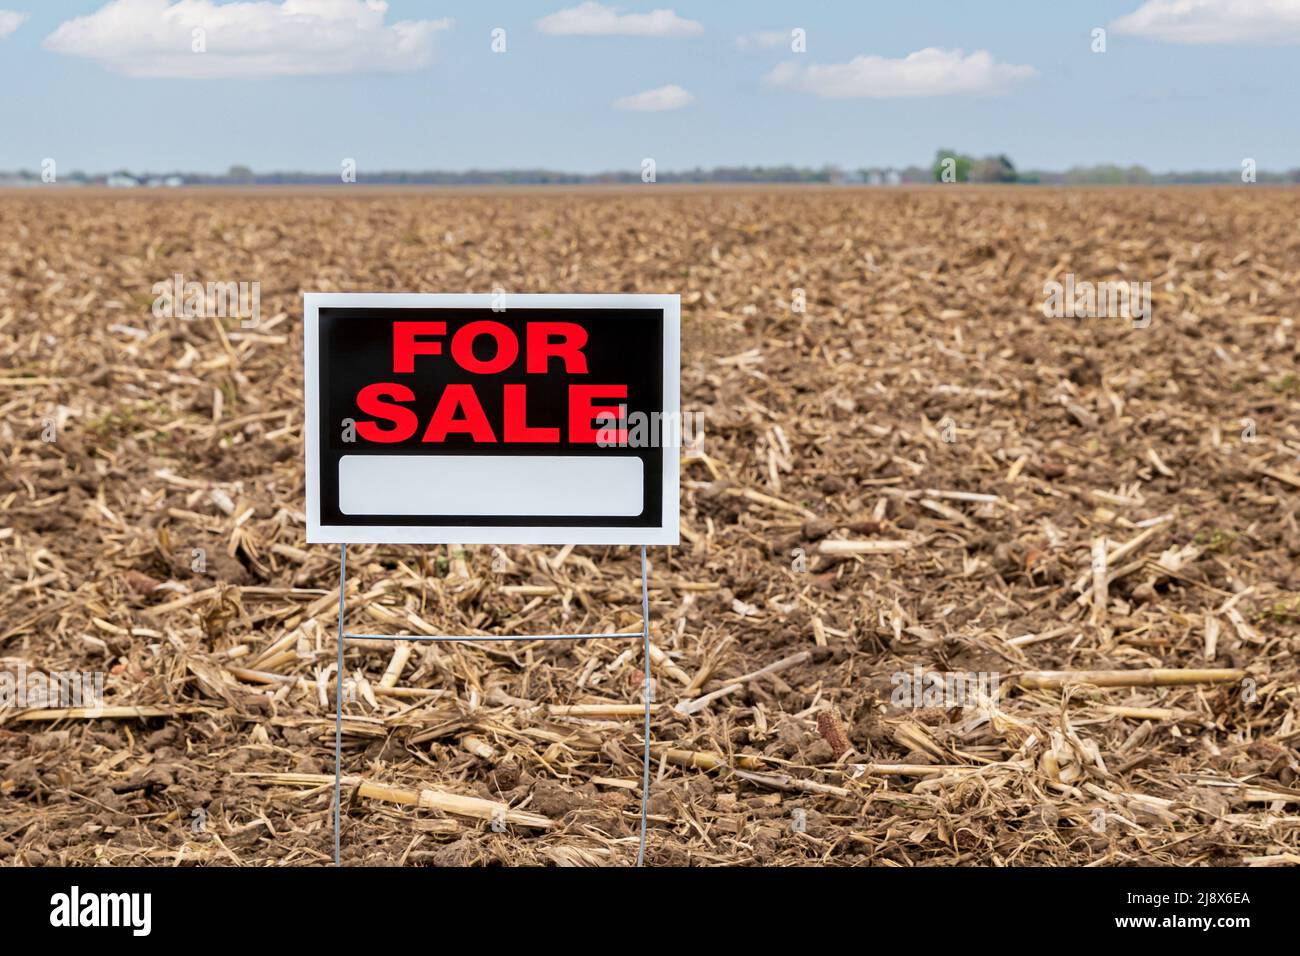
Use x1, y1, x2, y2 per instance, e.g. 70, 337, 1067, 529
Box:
304, 293, 681, 867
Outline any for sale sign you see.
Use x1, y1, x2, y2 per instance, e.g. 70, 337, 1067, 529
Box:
304, 293, 680, 544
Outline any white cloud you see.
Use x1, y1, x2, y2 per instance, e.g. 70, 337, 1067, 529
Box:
0, 10, 28, 40
613, 83, 693, 111
1111, 0, 1300, 45
536, 2, 702, 37
43, 0, 453, 78
735, 30, 787, 52
764, 48, 1037, 99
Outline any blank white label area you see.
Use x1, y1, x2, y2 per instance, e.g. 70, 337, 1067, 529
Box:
339, 455, 645, 517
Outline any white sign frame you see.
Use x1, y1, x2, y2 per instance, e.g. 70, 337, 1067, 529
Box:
304, 292, 680, 546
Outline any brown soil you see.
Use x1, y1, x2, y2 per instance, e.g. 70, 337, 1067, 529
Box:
1, 186, 1298, 866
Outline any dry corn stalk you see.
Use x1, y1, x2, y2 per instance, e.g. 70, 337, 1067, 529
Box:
1019, 668, 1244, 689
241, 772, 551, 828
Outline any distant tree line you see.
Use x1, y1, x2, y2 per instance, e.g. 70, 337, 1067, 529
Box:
207, 164, 852, 185
930, 149, 1019, 183
4, 156, 1300, 187
1024, 164, 1300, 185
926, 149, 1300, 185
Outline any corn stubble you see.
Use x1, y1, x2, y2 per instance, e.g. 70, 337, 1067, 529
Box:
1, 185, 1298, 866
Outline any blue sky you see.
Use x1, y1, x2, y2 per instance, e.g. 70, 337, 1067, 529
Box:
2, 0, 1299, 174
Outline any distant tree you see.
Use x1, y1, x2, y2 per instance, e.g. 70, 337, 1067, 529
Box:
227, 164, 254, 182
971, 154, 1018, 183
1064, 164, 1126, 185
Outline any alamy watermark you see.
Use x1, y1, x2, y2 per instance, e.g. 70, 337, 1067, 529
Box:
890, 667, 1002, 709
1042, 273, 1150, 328
596, 406, 705, 455
152, 273, 260, 328
1, 664, 105, 714
49, 886, 151, 936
